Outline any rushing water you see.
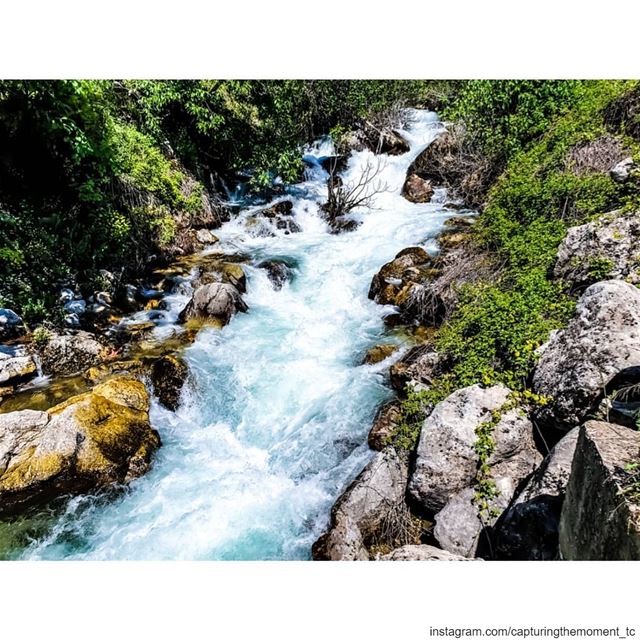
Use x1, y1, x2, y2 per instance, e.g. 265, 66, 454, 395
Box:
17, 110, 463, 560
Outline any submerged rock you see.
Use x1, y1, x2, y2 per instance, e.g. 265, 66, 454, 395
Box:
149, 354, 188, 411
496, 428, 579, 560
377, 544, 479, 561
38, 331, 107, 377
0, 377, 160, 515
408, 384, 541, 514
179, 282, 248, 326
533, 280, 640, 430
559, 421, 640, 560
258, 260, 294, 290
362, 343, 399, 365
554, 210, 640, 288
312, 449, 409, 560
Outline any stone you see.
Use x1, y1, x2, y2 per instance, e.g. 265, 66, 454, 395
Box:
377, 544, 479, 561
533, 280, 640, 430
495, 428, 579, 560
0, 347, 37, 387
362, 343, 399, 365
408, 384, 542, 513
195, 228, 219, 245
610, 157, 634, 183
434, 481, 514, 558
38, 331, 106, 377
178, 282, 248, 326
312, 449, 409, 560
149, 354, 189, 411
559, 421, 640, 560
0, 308, 24, 340
368, 401, 402, 451
389, 344, 441, 393
63, 299, 87, 316
0, 377, 161, 515
403, 174, 434, 203
554, 210, 640, 288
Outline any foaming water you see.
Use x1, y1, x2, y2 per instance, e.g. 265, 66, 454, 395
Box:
20, 110, 461, 560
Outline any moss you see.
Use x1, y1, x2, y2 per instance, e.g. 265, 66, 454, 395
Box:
0, 448, 67, 492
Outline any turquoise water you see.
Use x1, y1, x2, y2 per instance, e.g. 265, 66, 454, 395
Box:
19, 110, 455, 559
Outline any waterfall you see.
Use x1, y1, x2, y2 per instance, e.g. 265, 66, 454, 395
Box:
21, 110, 464, 560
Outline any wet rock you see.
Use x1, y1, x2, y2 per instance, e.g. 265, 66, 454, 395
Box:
368, 401, 402, 451
362, 343, 399, 365
559, 421, 640, 560
195, 228, 219, 245
38, 331, 106, 377
178, 282, 248, 326
258, 260, 294, 290
434, 478, 518, 558
0, 377, 161, 515
389, 344, 441, 394
0, 309, 24, 340
377, 544, 479, 561
260, 200, 294, 218
408, 384, 542, 514
117, 284, 141, 312
363, 127, 410, 156
84, 360, 145, 384
194, 262, 247, 294
0, 347, 37, 388
368, 247, 432, 306
149, 354, 189, 411
496, 428, 579, 560
403, 174, 434, 203
312, 449, 409, 560
554, 210, 640, 288
533, 280, 640, 430
610, 157, 634, 183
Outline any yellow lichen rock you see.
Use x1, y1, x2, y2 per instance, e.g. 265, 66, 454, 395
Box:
0, 377, 160, 515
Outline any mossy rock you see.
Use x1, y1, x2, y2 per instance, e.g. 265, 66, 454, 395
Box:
362, 343, 399, 365
0, 377, 160, 516
149, 354, 189, 411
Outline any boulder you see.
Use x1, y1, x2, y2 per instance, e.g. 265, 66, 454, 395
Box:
369, 128, 410, 156
149, 354, 189, 411
312, 449, 409, 560
368, 401, 402, 451
532, 280, 640, 430
559, 421, 640, 560
377, 544, 479, 561
0, 308, 24, 340
0, 346, 37, 387
495, 428, 579, 560
38, 331, 106, 377
408, 384, 542, 514
178, 282, 248, 326
389, 344, 441, 394
554, 210, 640, 288
433, 480, 513, 558
368, 247, 433, 307
403, 174, 434, 203
0, 377, 161, 515
194, 262, 246, 294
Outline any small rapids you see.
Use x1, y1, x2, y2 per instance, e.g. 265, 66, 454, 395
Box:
18, 110, 461, 560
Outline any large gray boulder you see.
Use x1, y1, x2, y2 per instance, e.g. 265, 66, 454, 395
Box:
533, 280, 640, 430
377, 544, 479, 561
0, 308, 24, 340
178, 282, 248, 326
559, 421, 640, 560
408, 384, 541, 513
39, 331, 106, 377
496, 428, 579, 560
0, 377, 160, 515
554, 210, 640, 288
312, 449, 409, 560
